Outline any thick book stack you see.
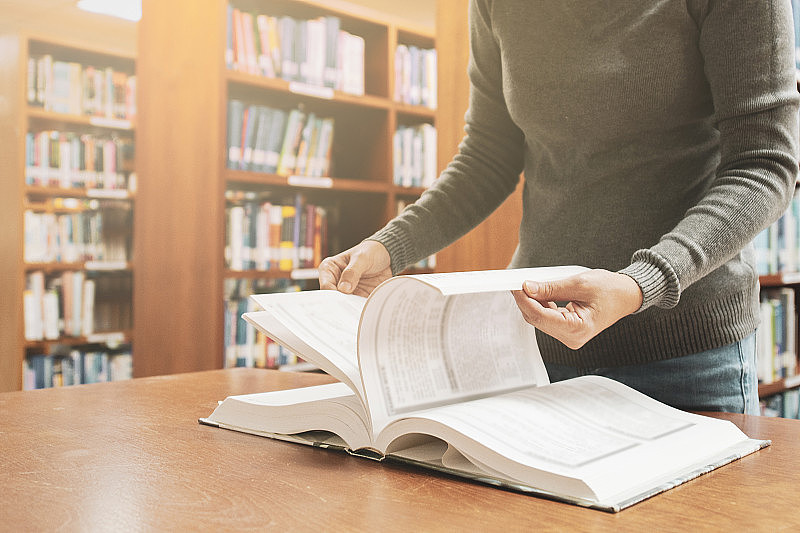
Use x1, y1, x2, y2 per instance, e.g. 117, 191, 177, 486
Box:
393, 124, 436, 188
758, 287, 798, 386
394, 44, 437, 109
225, 191, 330, 272
226, 100, 335, 178
226, 5, 364, 96
23, 202, 131, 264
25, 130, 133, 190
754, 193, 800, 275
223, 278, 310, 369
23, 347, 132, 390
27, 54, 136, 121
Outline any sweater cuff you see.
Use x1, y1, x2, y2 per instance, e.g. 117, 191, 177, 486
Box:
366, 227, 417, 276
619, 249, 681, 311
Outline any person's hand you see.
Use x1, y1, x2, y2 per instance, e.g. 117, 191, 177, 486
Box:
318, 240, 393, 297
511, 269, 643, 350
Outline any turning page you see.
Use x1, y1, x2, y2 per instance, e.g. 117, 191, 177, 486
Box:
358, 266, 586, 433
247, 290, 366, 398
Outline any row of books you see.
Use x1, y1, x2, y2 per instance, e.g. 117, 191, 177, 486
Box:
226, 6, 364, 95
223, 278, 309, 369
394, 44, 437, 109
227, 101, 335, 178
23, 348, 132, 390
393, 123, 437, 188
225, 192, 330, 272
757, 288, 797, 385
754, 192, 800, 275
761, 389, 800, 418
25, 130, 134, 190
23, 271, 132, 341
27, 54, 136, 121
395, 199, 437, 271
24, 206, 131, 264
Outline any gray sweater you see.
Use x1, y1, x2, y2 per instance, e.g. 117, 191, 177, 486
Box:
370, 0, 800, 368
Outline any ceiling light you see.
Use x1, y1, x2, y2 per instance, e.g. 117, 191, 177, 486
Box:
77, 0, 141, 22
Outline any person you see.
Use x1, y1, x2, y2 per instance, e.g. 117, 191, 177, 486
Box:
319, 0, 800, 415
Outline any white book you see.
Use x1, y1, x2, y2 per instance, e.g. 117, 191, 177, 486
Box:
203, 266, 767, 512
81, 279, 95, 337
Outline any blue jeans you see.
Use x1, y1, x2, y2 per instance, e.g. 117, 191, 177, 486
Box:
545, 333, 759, 415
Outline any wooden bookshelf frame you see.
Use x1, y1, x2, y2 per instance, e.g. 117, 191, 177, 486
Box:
0, 33, 137, 391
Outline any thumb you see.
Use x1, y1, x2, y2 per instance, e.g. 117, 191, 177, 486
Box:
523, 277, 584, 302
337, 257, 368, 294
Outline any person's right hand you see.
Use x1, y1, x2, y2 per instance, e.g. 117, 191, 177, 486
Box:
318, 240, 392, 297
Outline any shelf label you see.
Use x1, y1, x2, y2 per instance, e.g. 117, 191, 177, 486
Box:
287, 175, 333, 189
86, 331, 126, 347
85, 261, 128, 271
89, 117, 133, 129
291, 268, 320, 280
288, 82, 334, 100
87, 188, 130, 199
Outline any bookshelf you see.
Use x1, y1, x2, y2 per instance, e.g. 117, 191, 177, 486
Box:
0, 34, 136, 391
135, 0, 461, 375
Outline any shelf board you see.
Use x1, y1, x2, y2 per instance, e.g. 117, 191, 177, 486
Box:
24, 261, 132, 273
224, 170, 389, 193
393, 185, 428, 196
759, 374, 800, 398
25, 186, 134, 200
27, 106, 134, 130
226, 71, 392, 111
24, 330, 132, 351
394, 101, 436, 119
759, 272, 800, 287
224, 268, 319, 281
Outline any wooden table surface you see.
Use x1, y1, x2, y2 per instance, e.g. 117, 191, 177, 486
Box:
2, 368, 799, 532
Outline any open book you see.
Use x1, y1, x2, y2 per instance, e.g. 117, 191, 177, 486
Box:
201, 266, 768, 512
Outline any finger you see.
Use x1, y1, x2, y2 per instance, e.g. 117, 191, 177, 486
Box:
338, 256, 369, 294
523, 275, 591, 304
317, 256, 347, 290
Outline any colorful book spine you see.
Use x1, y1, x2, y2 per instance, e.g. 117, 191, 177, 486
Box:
27, 54, 136, 120
224, 5, 366, 96
224, 192, 330, 272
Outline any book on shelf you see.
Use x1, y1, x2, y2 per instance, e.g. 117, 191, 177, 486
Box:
27, 54, 136, 121
202, 266, 767, 512
25, 130, 133, 190
758, 287, 798, 385
227, 5, 364, 95
754, 193, 800, 275
223, 278, 311, 369
226, 100, 334, 177
24, 347, 132, 390
393, 123, 436, 188
225, 192, 330, 272
394, 44, 437, 109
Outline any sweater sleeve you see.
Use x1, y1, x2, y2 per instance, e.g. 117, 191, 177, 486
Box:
368, 0, 525, 274
621, 0, 799, 310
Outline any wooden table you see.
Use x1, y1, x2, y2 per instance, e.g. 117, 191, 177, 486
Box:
2, 368, 799, 531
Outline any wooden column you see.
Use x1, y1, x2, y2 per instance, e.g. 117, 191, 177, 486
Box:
134, 0, 226, 376
434, 0, 522, 273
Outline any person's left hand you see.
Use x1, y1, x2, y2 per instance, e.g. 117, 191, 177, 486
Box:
511, 269, 643, 350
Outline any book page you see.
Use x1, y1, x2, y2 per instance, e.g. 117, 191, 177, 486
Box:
207, 382, 372, 450
405, 265, 587, 295
247, 290, 366, 398
358, 277, 551, 434
375, 376, 751, 503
